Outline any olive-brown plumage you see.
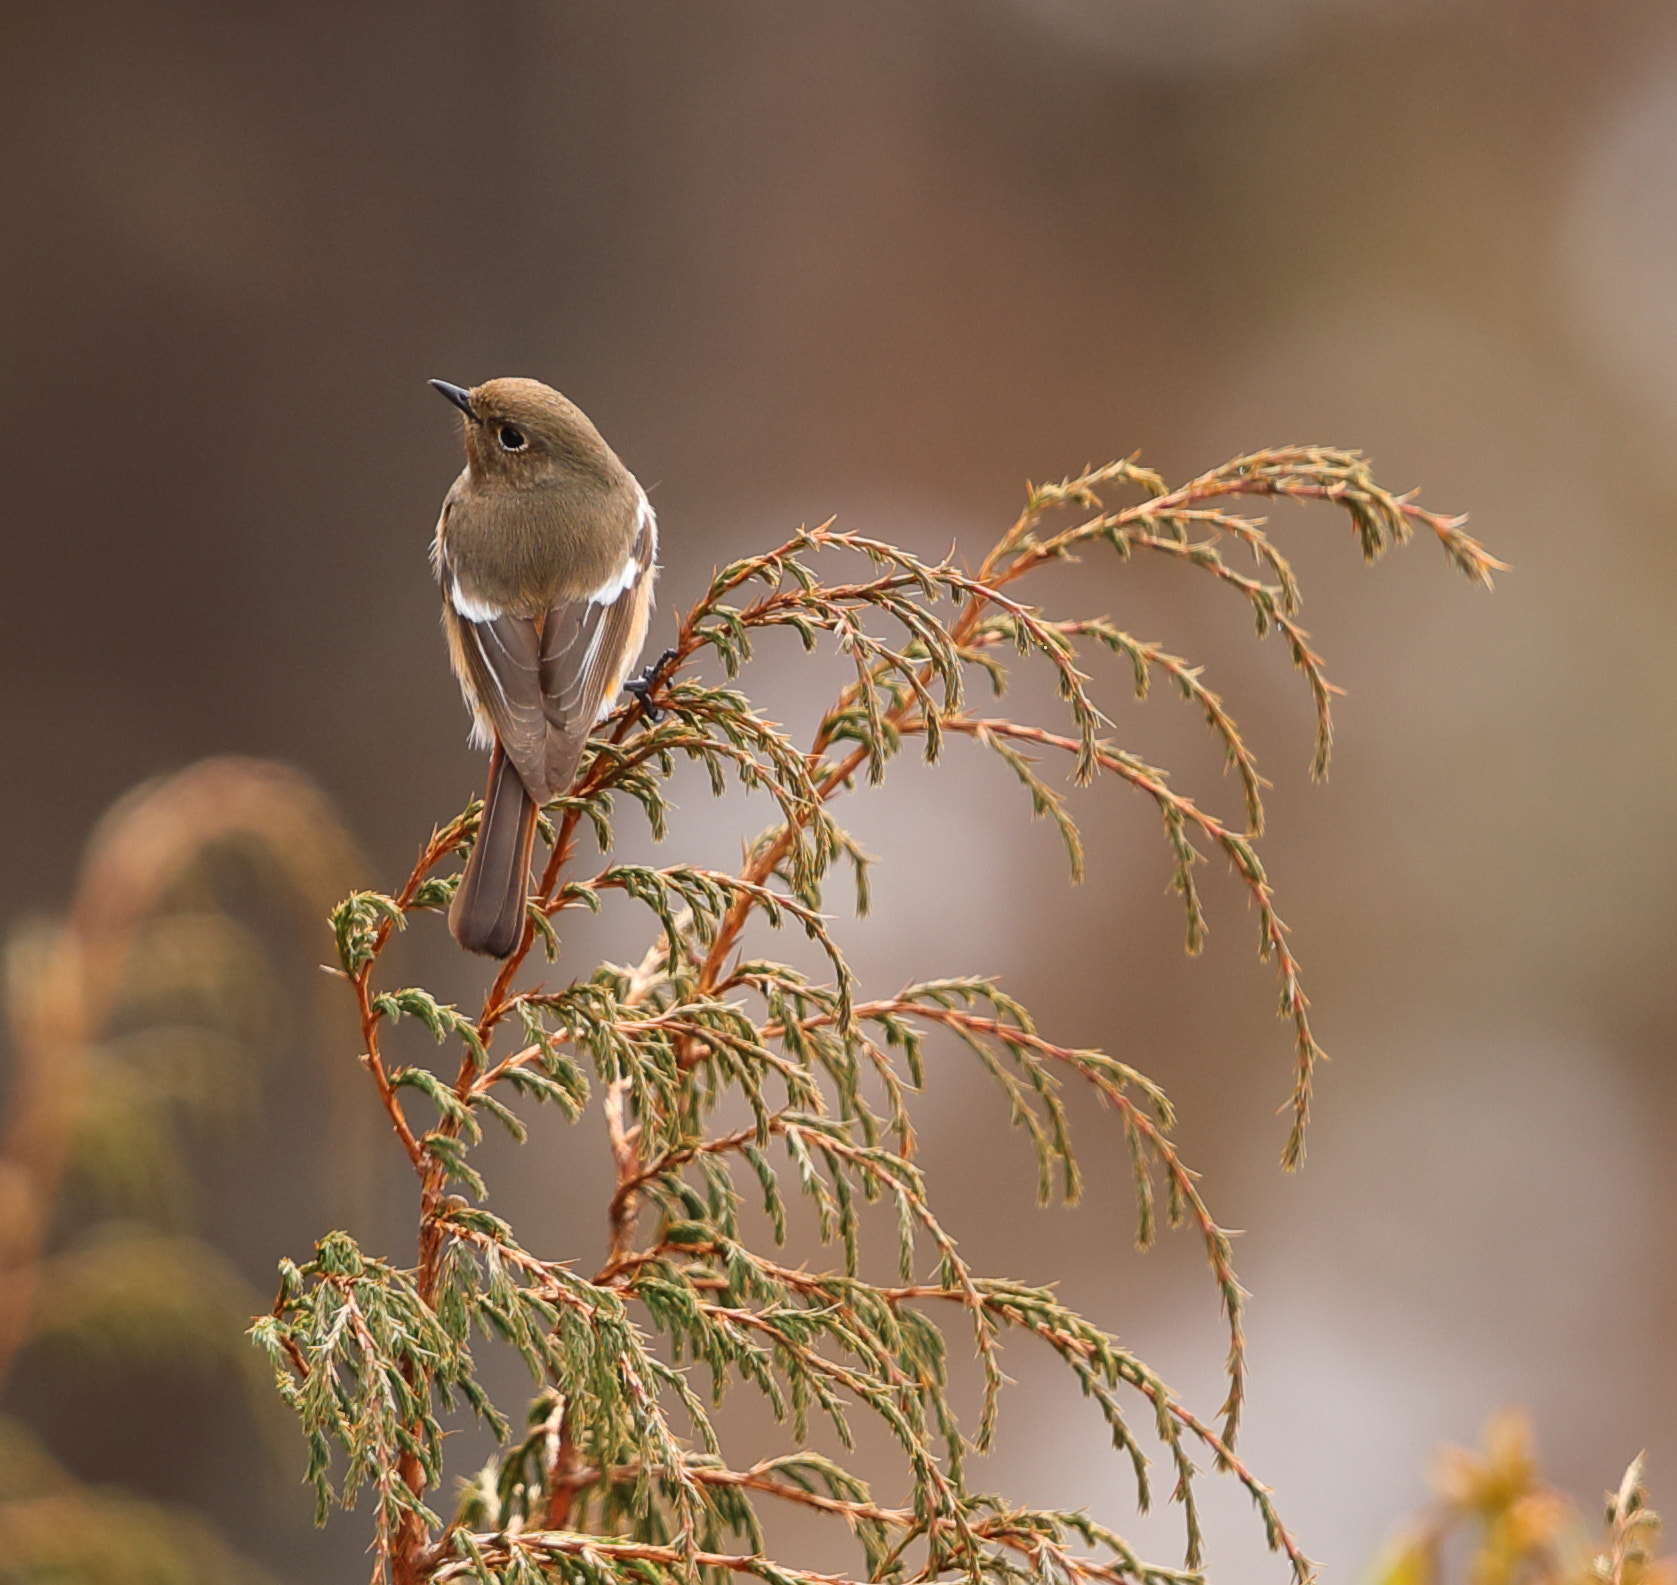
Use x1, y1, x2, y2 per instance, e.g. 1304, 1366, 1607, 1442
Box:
430, 377, 657, 957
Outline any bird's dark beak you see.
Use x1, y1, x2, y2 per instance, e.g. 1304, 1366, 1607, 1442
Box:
429, 379, 477, 420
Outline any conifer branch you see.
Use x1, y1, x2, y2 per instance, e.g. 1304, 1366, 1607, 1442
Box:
276, 449, 1492, 1585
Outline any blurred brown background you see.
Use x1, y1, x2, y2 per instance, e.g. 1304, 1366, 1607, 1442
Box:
4, 0, 1677, 1579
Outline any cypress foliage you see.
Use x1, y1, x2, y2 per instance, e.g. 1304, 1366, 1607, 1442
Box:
260, 449, 1499, 1585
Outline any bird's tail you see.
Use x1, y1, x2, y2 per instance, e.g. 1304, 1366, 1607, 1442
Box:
449, 742, 539, 958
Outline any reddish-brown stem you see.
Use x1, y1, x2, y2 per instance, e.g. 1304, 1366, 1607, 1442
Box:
435, 1534, 858, 1585
512, 1458, 1203, 1585
352, 967, 424, 1171
541, 1418, 588, 1531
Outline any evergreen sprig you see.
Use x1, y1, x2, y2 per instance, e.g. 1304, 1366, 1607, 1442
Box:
265, 450, 1497, 1585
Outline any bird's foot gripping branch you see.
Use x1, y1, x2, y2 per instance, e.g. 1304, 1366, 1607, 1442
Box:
257, 449, 1499, 1585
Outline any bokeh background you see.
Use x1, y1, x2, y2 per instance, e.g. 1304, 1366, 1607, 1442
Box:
4, 1, 1677, 1579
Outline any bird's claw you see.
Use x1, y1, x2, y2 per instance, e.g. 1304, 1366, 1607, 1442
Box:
625, 647, 680, 723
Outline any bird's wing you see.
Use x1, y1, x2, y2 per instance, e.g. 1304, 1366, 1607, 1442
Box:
537, 506, 659, 796
434, 508, 553, 801
444, 596, 552, 801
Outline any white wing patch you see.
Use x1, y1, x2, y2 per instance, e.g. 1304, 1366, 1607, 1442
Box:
587, 491, 658, 606
452, 579, 502, 623
588, 556, 639, 606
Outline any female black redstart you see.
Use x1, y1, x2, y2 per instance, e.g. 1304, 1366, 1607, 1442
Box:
429, 377, 658, 957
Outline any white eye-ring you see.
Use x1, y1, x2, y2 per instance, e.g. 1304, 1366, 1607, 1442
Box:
498, 424, 527, 451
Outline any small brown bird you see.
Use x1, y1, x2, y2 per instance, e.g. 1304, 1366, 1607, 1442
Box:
429, 377, 658, 957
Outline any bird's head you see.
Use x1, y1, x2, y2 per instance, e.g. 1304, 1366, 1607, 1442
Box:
430, 376, 620, 488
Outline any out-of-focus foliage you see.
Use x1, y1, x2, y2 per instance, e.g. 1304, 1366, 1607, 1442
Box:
1367, 1411, 1671, 1585
259, 452, 1496, 1585
0, 1414, 280, 1585
0, 759, 360, 1582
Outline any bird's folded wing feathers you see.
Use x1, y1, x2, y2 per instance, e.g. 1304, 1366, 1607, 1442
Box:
538, 513, 658, 794
443, 511, 657, 806
449, 604, 551, 800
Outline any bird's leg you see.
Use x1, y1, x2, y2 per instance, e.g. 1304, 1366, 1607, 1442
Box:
624, 647, 680, 722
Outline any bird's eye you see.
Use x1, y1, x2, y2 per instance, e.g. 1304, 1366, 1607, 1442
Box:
498, 425, 527, 451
